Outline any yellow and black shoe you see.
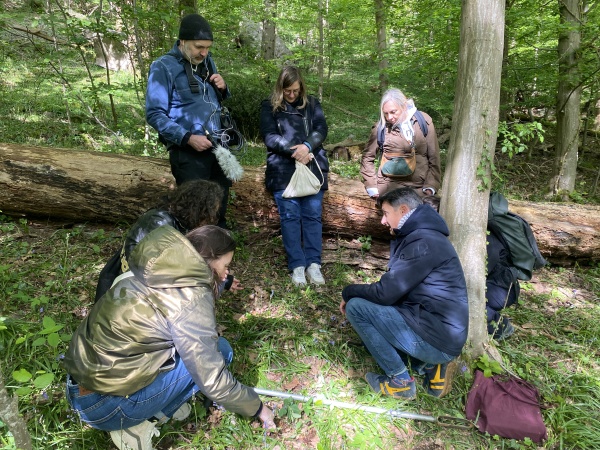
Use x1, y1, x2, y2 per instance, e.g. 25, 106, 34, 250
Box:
365, 372, 416, 399
423, 361, 457, 398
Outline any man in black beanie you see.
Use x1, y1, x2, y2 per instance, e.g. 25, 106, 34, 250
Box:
146, 13, 232, 228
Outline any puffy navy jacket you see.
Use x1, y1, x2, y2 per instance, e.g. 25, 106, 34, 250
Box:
259, 96, 329, 192
342, 204, 469, 356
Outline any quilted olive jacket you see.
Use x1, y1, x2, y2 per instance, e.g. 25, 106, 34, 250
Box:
64, 225, 261, 417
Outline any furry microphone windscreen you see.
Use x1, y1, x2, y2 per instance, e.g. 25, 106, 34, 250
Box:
213, 145, 244, 182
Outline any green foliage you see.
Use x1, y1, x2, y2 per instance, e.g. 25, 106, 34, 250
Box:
501, 0, 560, 113
222, 64, 272, 141
329, 160, 362, 179
358, 235, 372, 252
473, 354, 503, 378
278, 397, 302, 421
497, 121, 545, 158
386, 0, 461, 120
350, 428, 384, 449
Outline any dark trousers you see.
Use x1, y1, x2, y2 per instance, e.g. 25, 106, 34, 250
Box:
486, 281, 519, 334
169, 146, 232, 229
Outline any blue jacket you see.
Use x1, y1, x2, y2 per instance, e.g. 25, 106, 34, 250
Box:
342, 205, 469, 356
259, 96, 329, 192
146, 41, 230, 147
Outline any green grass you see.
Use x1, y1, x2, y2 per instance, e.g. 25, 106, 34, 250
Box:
1, 214, 600, 449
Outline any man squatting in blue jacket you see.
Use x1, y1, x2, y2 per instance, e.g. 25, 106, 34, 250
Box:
340, 187, 469, 399
146, 14, 231, 228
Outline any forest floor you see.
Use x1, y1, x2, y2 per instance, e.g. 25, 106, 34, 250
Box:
2, 142, 599, 449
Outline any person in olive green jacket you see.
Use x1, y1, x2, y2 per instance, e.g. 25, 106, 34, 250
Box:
94, 179, 235, 302
65, 225, 274, 450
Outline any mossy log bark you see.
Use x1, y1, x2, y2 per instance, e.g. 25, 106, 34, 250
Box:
1, 143, 599, 265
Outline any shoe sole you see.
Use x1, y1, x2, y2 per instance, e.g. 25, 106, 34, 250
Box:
110, 421, 158, 450
433, 361, 457, 398
172, 402, 191, 421
306, 275, 325, 285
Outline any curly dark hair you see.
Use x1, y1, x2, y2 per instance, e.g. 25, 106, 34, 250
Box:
157, 180, 224, 231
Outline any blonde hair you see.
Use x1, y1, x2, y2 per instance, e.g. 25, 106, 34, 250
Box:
270, 66, 308, 112
379, 88, 408, 128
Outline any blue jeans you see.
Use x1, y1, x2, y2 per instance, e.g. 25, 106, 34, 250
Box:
345, 298, 453, 378
273, 189, 324, 271
66, 337, 233, 431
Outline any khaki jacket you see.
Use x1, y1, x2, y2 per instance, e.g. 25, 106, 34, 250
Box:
360, 112, 441, 196
64, 226, 261, 417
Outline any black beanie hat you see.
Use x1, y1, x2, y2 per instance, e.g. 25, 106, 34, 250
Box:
178, 14, 213, 41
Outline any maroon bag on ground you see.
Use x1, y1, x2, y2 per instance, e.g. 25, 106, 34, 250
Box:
465, 370, 547, 443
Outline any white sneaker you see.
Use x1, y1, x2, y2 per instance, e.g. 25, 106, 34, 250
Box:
291, 266, 306, 286
306, 263, 325, 285
110, 420, 160, 450
172, 402, 191, 421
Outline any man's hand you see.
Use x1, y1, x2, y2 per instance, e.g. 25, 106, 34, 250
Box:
188, 134, 213, 152
258, 405, 276, 431
339, 299, 347, 316
291, 144, 312, 165
209, 73, 226, 91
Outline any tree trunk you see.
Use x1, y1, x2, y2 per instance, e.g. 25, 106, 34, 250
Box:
440, 0, 505, 358
178, 0, 195, 16
499, 0, 514, 122
261, 0, 277, 60
552, 0, 582, 198
317, 0, 325, 101
0, 363, 32, 450
374, 0, 388, 92
1, 144, 599, 265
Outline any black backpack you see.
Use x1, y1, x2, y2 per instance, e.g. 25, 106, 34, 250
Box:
376, 110, 428, 151
487, 192, 547, 281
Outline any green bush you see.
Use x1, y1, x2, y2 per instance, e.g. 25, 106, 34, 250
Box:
223, 74, 272, 142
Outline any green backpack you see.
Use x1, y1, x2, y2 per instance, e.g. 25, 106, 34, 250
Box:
487, 192, 547, 281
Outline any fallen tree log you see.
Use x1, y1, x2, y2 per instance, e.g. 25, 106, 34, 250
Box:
1, 143, 599, 264
0, 144, 176, 222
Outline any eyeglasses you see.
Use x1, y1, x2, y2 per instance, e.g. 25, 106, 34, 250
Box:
283, 89, 300, 96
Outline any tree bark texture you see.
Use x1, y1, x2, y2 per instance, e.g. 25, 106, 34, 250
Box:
0, 144, 176, 222
0, 364, 33, 450
261, 0, 277, 60
553, 0, 582, 197
317, 0, 325, 101
1, 144, 599, 265
374, 0, 388, 92
440, 0, 506, 357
